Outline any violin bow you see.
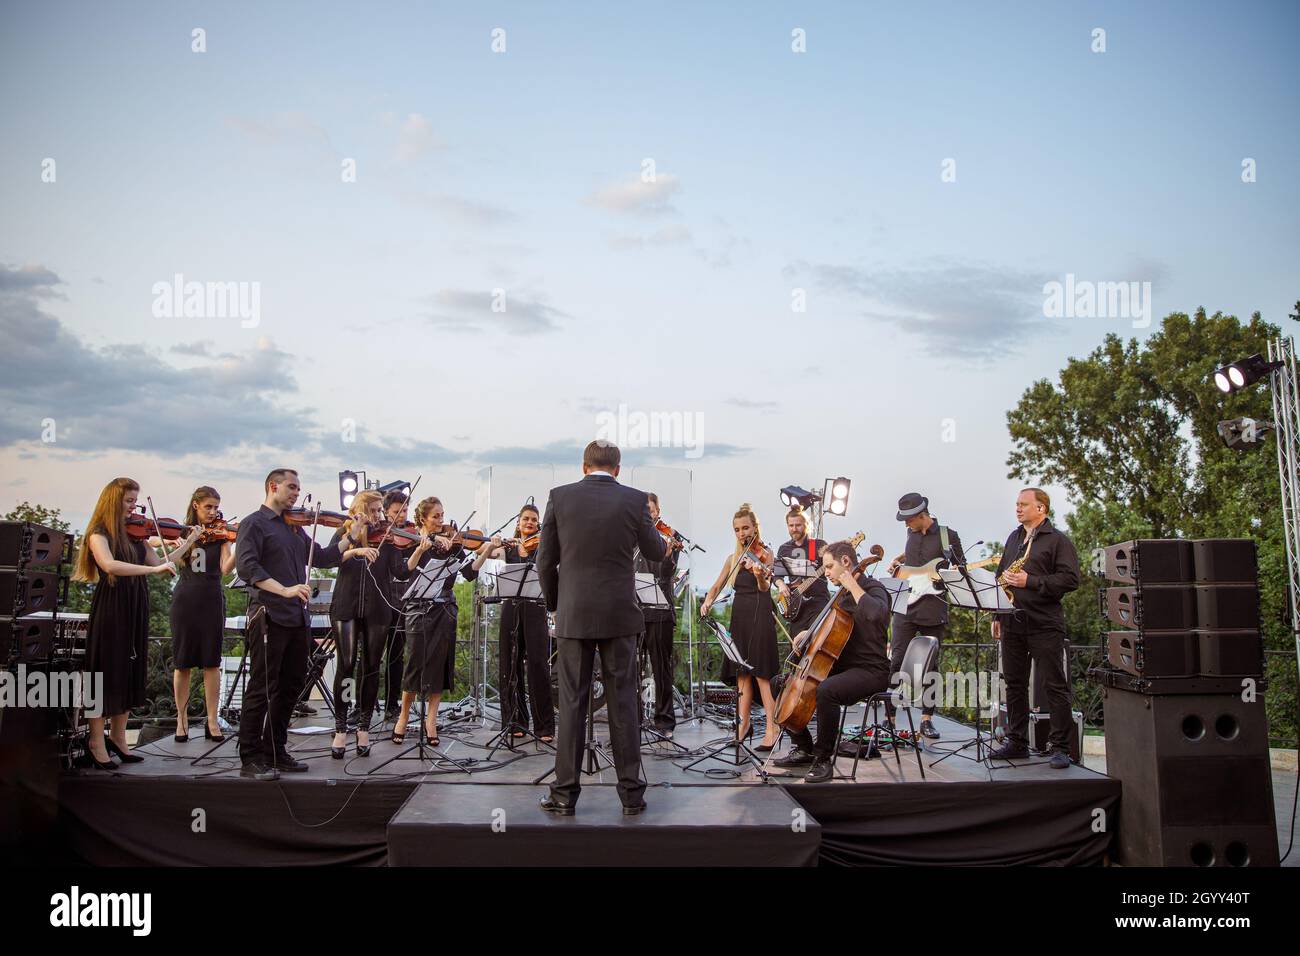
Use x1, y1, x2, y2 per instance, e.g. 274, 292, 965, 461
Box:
145, 496, 179, 576
374, 475, 422, 550
303, 501, 321, 600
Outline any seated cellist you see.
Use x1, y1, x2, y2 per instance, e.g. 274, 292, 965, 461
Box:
773, 540, 893, 783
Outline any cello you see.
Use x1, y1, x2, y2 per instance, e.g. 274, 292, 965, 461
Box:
773, 543, 884, 733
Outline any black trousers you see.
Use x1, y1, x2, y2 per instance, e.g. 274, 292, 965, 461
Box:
332, 617, 389, 733
885, 617, 945, 718
551, 634, 643, 807
498, 601, 554, 736
789, 666, 889, 758
1002, 622, 1072, 752
382, 620, 404, 715
643, 617, 676, 730
238, 612, 310, 765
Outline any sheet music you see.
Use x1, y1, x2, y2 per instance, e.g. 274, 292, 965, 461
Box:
402, 556, 459, 601
938, 566, 1014, 611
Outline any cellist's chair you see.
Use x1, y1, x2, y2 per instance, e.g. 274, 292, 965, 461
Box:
836, 635, 938, 781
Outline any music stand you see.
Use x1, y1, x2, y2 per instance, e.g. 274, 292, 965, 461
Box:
680, 618, 769, 780
367, 557, 472, 775
483, 562, 556, 758
634, 573, 689, 753
928, 565, 1011, 768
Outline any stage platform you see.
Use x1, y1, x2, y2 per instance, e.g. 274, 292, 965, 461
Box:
30, 709, 1120, 866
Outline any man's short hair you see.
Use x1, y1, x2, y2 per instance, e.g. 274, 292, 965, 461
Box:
826, 540, 858, 565
583, 440, 621, 471
382, 490, 408, 510
265, 468, 298, 492
1024, 487, 1050, 511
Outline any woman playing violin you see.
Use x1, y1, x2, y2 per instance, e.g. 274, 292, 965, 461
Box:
162, 486, 237, 743
699, 503, 781, 751
481, 502, 554, 742
392, 497, 500, 746
380, 490, 411, 723
327, 490, 410, 757
72, 477, 195, 769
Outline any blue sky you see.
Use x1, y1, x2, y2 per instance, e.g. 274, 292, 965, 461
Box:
2, 0, 1297, 562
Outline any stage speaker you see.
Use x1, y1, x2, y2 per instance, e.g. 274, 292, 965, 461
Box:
1107, 629, 1198, 678
1101, 686, 1278, 866
8, 617, 56, 662
1102, 583, 1259, 630
1192, 538, 1257, 584
1197, 629, 1265, 677
0, 521, 70, 569
0, 569, 62, 618
1097, 539, 1194, 585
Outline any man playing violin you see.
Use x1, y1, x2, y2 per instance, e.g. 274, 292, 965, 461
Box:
773, 540, 892, 783
234, 468, 348, 780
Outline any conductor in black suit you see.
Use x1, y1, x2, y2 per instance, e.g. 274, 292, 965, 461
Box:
536, 440, 667, 816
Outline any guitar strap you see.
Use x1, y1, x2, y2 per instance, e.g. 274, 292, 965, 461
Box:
939, 524, 950, 557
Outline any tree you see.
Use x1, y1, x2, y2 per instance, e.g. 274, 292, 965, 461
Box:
1005, 307, 1296, 744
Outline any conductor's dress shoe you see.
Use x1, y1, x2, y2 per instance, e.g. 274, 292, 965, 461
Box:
539, 795, 576, 816
622, 801, 648, 816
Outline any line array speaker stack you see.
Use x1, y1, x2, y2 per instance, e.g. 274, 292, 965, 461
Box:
1090, 538, 1277, 866
1, 521, 74, 665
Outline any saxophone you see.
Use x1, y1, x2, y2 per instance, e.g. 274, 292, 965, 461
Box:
999, 527, 1037, 604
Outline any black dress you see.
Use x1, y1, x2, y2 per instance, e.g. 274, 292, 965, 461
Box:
85, 534, 151, 716
170, 540, 225, 669
402, 544, 477, 695
722, 558, 778, 681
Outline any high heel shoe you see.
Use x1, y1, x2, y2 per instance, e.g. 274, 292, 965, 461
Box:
331, 733, 346, 760
104, 736, 144, 763
356, 733, 371, 757
87, 747, 118, 771
736, 722, 753, 743
174, 726, 189, 743
204, 722, 225, 743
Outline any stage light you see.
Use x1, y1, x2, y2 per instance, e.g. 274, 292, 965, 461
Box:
377, 478, 411, 499
338, 470, 362, 509
825, 477, 851, 516
1212, 354, 1280, 394
1217, 418, 1273, 450
780, 485, 818, 509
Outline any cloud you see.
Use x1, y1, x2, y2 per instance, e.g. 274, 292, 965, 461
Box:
725, 398, 779, 412
422, 288, 567, 335
607, 223, 694, 251
587, 173, 682, 216
784, 258, 1050, 360
224, 112, 334, 151
399, 188, 518, 227
0, 263, 62, 296
392, 112, 443, 163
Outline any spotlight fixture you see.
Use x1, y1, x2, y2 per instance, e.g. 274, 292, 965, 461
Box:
377, 478, 412, 499
779, 485, 819, 509
1212, 354, 1281, 394
338, 470, 363, 509
825, 477, 851, 517
1217, 418, 1273, 450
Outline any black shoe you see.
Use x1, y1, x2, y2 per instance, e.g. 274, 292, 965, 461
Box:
86, 751, 119, 771
204, 723, 225, 742
622, 801, 648, 816
920, 720, 940, 740
104, 737, 144, 763
753, 741, 775, 754
174, 729, 189, 743
539, 795, 576, 816
356, 741, 371, 757
1049, 750, 1072, 770
274, 754, 309, 772
804, 758, 834, 783
773, 747, 816, 768
988, 743, 1030, 761
240, 761, 280, 781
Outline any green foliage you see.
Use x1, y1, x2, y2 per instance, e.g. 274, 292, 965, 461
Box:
1005, 307, 1298, 745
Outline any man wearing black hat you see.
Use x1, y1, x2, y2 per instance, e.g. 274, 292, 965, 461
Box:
885, 492, 964, 740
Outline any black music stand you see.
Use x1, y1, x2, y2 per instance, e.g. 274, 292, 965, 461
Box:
927, 564, 1011, 768
634, 572, 689, 753
367, 557, 471, 775
680, 617, 769, 780
483, 562, 557, 758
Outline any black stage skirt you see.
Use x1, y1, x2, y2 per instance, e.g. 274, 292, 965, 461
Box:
86, 572, 150, 716
170, 582, 224, 669
401, 602, 457, 696
722, 571, 779, 681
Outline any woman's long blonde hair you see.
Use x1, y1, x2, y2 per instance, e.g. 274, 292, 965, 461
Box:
73, 477, 139, 585
342, 490, 383, 543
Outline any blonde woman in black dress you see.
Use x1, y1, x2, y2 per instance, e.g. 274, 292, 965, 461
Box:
72, 477, 194, 769
165, 486, 237, 743
699, 503, 781, 751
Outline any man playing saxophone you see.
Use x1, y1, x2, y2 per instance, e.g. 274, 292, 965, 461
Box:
989, 488, 1080, 769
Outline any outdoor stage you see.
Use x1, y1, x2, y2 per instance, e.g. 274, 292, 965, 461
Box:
34, 708, 1120, 867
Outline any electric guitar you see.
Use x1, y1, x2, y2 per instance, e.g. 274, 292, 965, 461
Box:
892, 555, 998, 605
776, 532, 867, 621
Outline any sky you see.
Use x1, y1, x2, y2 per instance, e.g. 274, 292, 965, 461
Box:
2, 0, 1298, 573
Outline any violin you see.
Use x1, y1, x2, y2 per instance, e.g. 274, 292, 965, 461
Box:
283, 507, 348, 528
430, 522, 496, 552
364, 519, 422, 549
514, 531, 541, 555
655, 518, 685, 551
738, 535, 773, 580
197, 512, 239, 544
125, 513, 189, 541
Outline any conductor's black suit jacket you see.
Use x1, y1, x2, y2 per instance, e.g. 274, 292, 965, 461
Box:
536, 473, 667, 640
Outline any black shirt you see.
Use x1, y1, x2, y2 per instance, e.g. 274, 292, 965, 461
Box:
327, 529, 409, 626
818, 573, 892, 677
901, 520, 964, 627
635, 542, 679, 624
235, 505, 345, 628
777, 536, 830, 604
995, 518, 1080, 631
